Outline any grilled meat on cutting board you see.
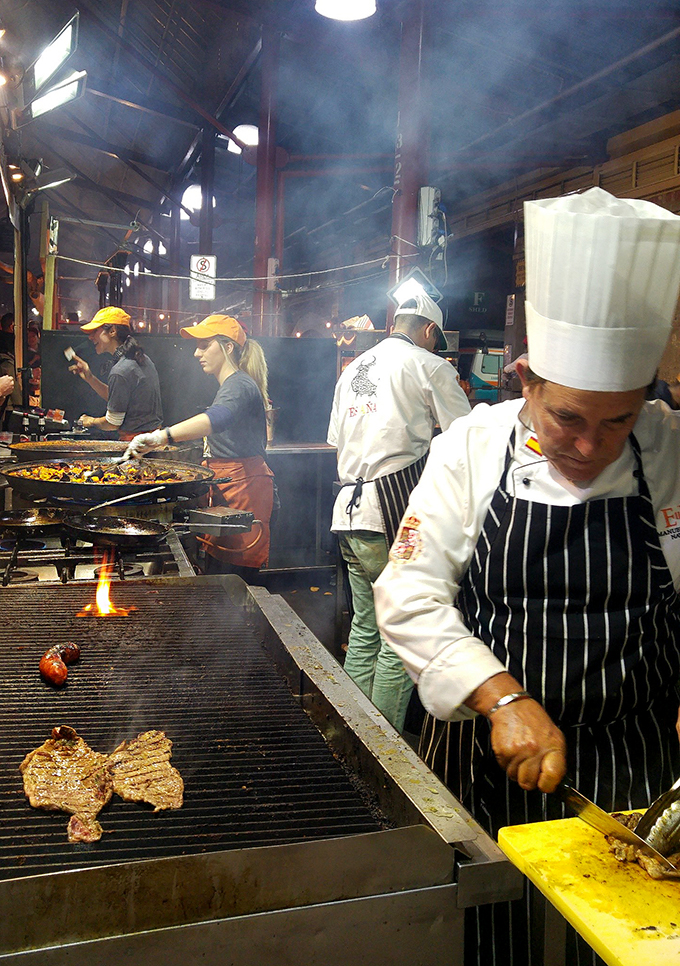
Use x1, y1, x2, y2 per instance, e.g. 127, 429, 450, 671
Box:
20, 726, 113, 843
607, 812, 680, 879
109, 730, 184, 810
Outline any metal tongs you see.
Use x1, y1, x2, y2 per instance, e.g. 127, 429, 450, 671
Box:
634, 776, 680, 855
82, 452, 139, 480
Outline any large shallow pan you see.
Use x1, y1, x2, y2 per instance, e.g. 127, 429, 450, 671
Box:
0, 458, 216, 502
9, 440, 187, 463
62, 513, 170, 547
0, 508, 64, 534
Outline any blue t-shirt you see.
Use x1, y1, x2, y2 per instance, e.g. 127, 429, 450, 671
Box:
205, 370, 266, 459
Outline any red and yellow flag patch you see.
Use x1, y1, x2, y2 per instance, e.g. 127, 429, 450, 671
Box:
525, 435, 542, 456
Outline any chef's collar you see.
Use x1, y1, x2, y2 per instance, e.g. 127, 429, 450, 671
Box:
389, 332, 416, 346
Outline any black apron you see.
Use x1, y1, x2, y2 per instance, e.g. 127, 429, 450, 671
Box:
420, 429, 680, 966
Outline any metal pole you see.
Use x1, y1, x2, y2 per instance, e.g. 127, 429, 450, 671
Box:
252, 26, 280, 337
387, 0, 429, 331
168, 199, 181, 334
199, 127, 215, 258
14, 206, 31, 409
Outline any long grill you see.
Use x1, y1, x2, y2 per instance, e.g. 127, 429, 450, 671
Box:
0, 583, 382, 879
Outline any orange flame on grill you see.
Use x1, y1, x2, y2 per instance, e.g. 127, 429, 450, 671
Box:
77, 550, 137, 617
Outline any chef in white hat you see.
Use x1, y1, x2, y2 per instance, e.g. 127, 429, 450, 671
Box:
374, 187, 680, 966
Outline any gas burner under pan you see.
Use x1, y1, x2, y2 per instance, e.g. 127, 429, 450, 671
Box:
93, 562, 146, 579
0, 539, 47, 552
7, 569, 40, 584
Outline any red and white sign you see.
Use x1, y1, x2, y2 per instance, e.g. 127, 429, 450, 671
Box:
189, 255, 216, 301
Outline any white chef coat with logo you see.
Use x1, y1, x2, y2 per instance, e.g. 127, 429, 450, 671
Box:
374, 397, 680, 720
327, 335, 470, 533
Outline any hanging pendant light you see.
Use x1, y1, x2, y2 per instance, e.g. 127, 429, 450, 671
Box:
315, 0, 376, 22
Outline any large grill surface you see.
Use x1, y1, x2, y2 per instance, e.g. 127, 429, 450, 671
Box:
0, 583, 382, 879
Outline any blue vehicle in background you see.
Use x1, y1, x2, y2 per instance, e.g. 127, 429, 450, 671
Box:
458, 347, 504, 404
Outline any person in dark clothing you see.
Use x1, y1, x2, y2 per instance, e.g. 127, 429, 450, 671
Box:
69, 306, 162, 439
647, 374, 680, 410
124, 314, 274, 578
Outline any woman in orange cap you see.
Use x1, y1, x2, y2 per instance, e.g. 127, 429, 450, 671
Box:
125, 314, 274, 578
69, 307, 162, 439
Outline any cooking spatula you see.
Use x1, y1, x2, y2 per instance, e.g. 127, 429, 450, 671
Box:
553, 779, 677, 871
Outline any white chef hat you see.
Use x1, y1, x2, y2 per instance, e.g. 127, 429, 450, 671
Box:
524, 186, 680, 391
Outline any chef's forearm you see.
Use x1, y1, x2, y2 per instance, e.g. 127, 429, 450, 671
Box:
166, 413, 212, 442
88, 415, 120, 432
85, 373, 109, 400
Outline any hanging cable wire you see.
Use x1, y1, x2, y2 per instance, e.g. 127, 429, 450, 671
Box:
56, 251, 416, 284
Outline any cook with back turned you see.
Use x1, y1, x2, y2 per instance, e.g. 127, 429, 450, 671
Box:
327, 292, 470, 733
124, 315, 274, 580
374, 187, 680, 966
69, 307, 162, 440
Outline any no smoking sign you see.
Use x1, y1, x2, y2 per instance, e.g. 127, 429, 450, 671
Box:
189, 254, 217, 301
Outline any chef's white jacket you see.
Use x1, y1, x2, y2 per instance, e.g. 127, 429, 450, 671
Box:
327, 335, 470, 533
374, 397, 680, 721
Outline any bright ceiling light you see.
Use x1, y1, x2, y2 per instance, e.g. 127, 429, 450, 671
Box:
392, 277, 426, 304
315, 0, 376, 21
227, 123, 259, 155
27, 70, 86, 121
34, 166, 75, 191
180, 184, 216, 221
143, 238, 167, 255
32, 14, 78, 94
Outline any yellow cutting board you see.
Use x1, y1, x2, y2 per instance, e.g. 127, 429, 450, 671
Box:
498, 816, 680, 966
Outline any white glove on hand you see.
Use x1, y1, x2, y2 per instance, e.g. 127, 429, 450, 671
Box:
123, 429, 166, 460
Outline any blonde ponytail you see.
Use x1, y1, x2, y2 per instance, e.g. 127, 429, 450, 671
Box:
238, 339, 269, 405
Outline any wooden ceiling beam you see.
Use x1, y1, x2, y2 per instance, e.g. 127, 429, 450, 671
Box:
87, 87, 199, 130
36, 120, 171, 172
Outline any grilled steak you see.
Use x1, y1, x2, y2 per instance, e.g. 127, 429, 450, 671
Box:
607, 811, 680, 879
20, 726, 113, 843
108, 730, 183, 811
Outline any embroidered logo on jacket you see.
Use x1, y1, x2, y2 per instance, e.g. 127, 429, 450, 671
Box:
525, 435, 542, 455
659, 505, 680, 540
350, 356, 377, 397
391, 514, 422, 562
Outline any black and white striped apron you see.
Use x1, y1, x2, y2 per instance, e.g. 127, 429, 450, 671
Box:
420, 429, 680, 966
342, 452, 427, 546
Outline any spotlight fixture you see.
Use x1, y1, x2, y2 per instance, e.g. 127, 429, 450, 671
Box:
386, 266, 442, 306
22, 70, 87, 123
24, 13, 79, 102
315, 0, 376, 21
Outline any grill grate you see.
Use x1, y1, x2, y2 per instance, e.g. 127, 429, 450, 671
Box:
0, 584, 382, 879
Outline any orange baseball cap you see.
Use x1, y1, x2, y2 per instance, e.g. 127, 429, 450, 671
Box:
180, 314, 246, 347
81, 306, 131, 330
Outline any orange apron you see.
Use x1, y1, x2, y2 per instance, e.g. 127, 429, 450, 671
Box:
201, 456, 274, 569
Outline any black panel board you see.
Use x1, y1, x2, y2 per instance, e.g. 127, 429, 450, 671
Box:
41, 332, 337, 443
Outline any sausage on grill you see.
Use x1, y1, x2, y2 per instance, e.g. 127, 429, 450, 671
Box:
39, 642, 81, 686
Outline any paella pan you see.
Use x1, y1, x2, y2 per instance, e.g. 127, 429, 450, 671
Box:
8, 440, 185, 463
0, 458, 217, 501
